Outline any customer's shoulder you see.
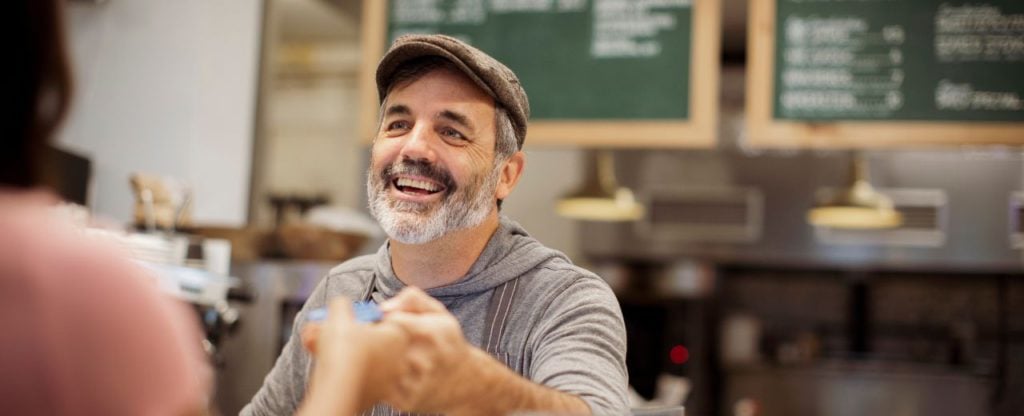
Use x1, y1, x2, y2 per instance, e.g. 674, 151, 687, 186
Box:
0, 204, 132, 281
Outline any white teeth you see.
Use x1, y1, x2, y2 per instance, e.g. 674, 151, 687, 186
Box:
395, 177, 440, 192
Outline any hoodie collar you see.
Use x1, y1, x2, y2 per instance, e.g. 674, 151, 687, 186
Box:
370, 216, 565, 301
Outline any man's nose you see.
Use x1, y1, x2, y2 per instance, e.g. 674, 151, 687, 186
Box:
397, 123, 436, 162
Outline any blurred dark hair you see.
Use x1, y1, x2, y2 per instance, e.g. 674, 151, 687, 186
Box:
2, 0, 73, 188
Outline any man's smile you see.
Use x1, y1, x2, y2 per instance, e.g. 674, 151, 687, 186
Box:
391, 174, 444, 195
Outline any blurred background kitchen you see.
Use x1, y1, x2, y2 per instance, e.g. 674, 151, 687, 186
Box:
52, 0, 1022, 415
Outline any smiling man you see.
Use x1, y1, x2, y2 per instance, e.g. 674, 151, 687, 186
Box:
242, 34, 628, 416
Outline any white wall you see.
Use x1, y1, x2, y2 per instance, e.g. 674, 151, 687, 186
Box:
257, 42, 364, 225
248, 0, 364, 227
58, 0, 263, 226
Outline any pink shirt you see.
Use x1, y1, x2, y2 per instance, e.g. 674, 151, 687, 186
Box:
0, 189, 210, 415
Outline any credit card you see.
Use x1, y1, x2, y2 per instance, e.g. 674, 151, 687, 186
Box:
306, 301, 382, 323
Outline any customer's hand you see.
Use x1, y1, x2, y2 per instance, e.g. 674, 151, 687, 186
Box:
377, 287, 487, 414
297, 297, 410, 415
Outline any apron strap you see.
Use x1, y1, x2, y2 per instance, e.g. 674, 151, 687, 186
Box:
482, 277, 520, 356
362, 273, 377, 302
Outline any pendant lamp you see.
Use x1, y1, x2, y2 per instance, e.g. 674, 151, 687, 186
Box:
556, 150, 644, 222
807, 152, 902, 229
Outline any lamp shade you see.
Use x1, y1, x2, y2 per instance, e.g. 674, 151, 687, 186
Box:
807, 153, 902, 229
556, 150, 644, 222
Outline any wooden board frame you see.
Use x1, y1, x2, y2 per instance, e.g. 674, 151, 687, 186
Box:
746, 0, 1024, 149
359, 0, 721, 148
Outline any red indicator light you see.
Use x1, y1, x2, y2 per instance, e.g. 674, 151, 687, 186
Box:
670, 345, 689, 365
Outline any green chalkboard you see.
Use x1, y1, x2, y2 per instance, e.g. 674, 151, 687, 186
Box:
386, 0, 693, 121
772, 0, 1024, 122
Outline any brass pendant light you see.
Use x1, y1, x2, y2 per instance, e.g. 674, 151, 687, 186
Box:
556, 150, 644, 222
807, 152, 902, 229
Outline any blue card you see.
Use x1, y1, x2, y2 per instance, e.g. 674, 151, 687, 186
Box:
306, 301, 382, 324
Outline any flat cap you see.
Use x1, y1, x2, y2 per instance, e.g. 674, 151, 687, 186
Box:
376, 34, 530, 149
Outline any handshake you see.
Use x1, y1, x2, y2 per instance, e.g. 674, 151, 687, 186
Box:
296, 287, 492, 416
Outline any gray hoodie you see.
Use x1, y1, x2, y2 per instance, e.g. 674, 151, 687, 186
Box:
241, 216, 629, 415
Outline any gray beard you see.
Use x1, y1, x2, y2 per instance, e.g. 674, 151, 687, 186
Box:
367, 161, 501, 245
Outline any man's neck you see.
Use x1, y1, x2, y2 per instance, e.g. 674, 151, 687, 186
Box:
390, 213, 501, 289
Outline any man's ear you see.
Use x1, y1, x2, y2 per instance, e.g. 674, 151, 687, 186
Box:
495, 151, 525, 201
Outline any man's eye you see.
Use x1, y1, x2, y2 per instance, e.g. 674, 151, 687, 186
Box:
386, 120, 410, 131
440, 128, 466, 140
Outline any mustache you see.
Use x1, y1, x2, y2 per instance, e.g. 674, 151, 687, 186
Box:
380, 159, 457, 195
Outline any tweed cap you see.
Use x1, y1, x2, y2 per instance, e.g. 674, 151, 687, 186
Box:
376, 34, 530, 149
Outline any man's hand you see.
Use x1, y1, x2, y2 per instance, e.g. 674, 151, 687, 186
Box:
377, 287, 479, 413
379, 287, 591, 416
297, 297, 410, 415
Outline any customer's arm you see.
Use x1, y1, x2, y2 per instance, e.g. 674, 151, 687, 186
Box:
380, 288, 592, 416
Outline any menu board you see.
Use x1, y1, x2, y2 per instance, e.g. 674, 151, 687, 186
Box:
747, 0, 1024, 148
359, 0, 720, 147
